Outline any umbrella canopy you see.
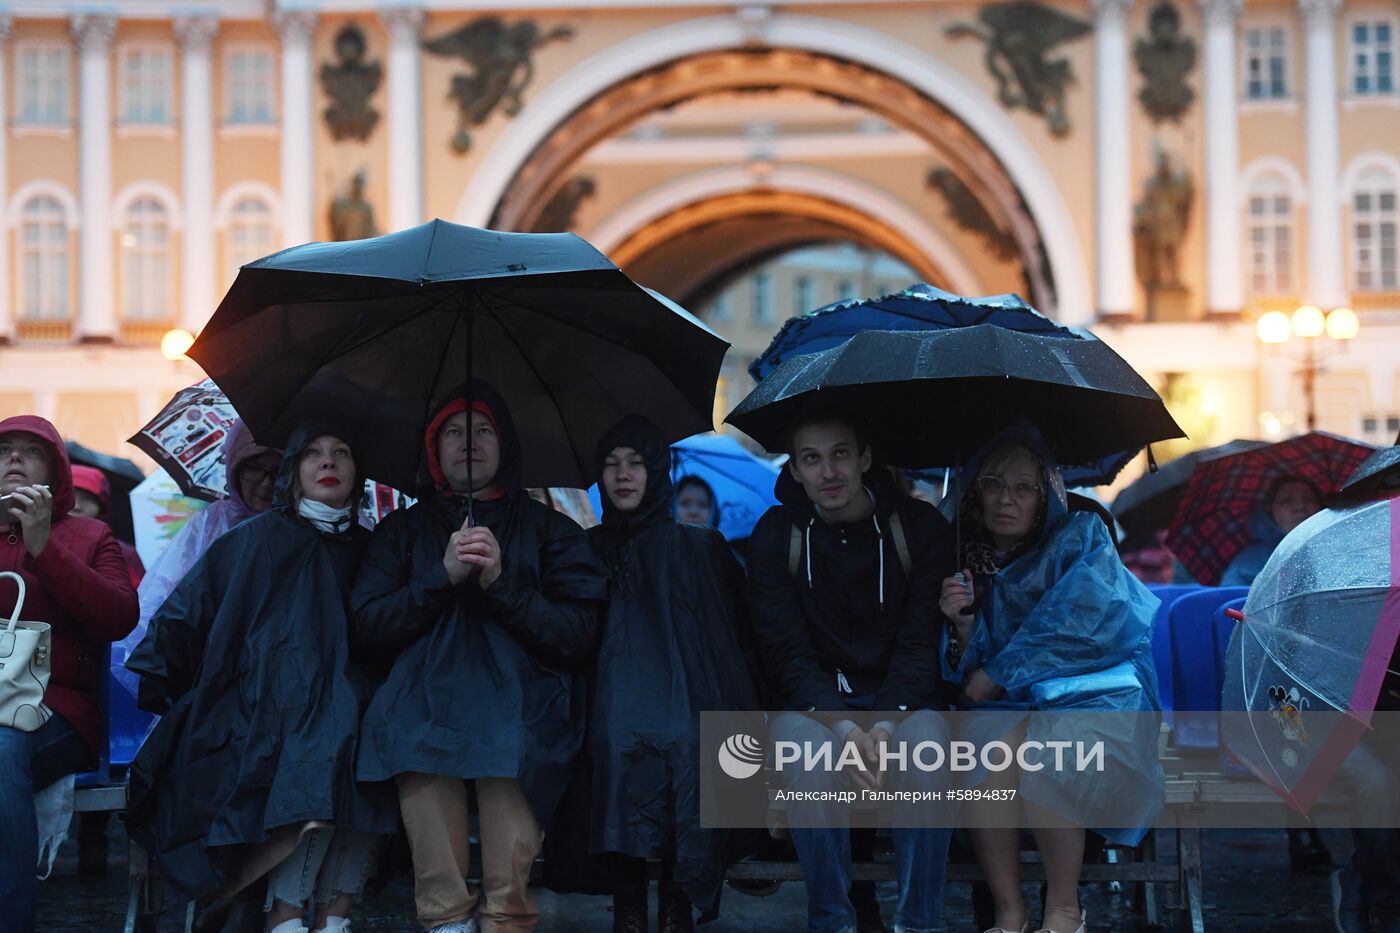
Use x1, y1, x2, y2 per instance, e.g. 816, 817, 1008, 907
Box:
725, 326, 1183, 471
1165, 432, 1376, 586
749, 285, 1137, 486
1337, 445, 1400, 504
1112, 439, 1270, 549
189, 219, 728, 493
65, 440, 144, 543
128, 469, 211, 569
128, 379, 239, 502
587, 432, 781, 541
1220, 496, 1400, 814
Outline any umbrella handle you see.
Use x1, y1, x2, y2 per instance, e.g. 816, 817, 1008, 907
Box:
1225, 608, 1245, 623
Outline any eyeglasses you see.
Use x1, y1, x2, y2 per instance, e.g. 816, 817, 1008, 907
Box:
976, 475, 1043, 500
240, 464, 277, 485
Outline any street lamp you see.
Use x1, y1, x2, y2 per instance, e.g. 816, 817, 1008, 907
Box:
160, 328, 195, 361
1255, 306, 1359, 431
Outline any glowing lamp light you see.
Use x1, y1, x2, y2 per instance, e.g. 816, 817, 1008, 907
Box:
1325, 307, 1360, 341
1291, 305, 1325, 338
1256, 310, 1292, 344
160, 328, 195, 361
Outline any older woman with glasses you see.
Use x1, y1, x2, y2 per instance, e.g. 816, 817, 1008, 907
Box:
937, 426, 1163, 933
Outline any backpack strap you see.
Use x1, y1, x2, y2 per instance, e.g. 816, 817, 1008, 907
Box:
888, 510, 912, 577
787, 523, 803, 579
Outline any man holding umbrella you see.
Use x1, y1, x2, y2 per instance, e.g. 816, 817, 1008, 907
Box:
747, 405, 956, 933
351, 382, 608, 933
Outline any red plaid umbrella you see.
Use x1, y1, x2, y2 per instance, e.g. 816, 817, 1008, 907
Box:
1166, 432, 1375, 585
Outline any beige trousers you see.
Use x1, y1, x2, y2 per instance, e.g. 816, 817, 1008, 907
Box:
396, 773, 542, 932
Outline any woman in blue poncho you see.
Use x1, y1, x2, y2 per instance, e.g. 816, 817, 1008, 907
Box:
938, 427, 1164, 933
1218, 474, 1323, 586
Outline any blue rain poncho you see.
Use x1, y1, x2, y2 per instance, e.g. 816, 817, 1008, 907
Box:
940, 427, 1164, 845
1219, 508, 1285, 587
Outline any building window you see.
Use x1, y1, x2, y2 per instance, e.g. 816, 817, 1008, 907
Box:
120, 46, 174, 124
121, 197, 173, 321
1245, 176, 1295, 296
837, 280, 856, 302
1244, 28, 1288, 99
1352, 168, 1398, 292
795, 276, 813, 314
1350, 20, 1396, 95
16, 45, 70, 124
707, 290, 732, 323
226, 197, 277, 285
19, 196, 70, 320
753, 273, 773, 324
225, 48, 275, 124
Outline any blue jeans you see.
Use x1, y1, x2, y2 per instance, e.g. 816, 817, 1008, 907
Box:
0, 716, 90, 933
771, 709, 954, 933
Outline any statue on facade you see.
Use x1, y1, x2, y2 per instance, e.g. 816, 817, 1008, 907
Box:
1134, 1, 1196, 123
423, 17, 575, 154
530, 176, 596, 233
1133, 150, 1193, 291
328, 170, 379, 242
320, 23, 382, 142
947, 2, 1092, 136
926, 167, 1019, 262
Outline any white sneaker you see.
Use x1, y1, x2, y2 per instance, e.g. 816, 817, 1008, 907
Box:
313, 917, 352, 933
429, 918, 479, 933
268, 921, 309, 933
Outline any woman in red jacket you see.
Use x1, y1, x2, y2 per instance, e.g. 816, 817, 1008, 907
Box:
0, 415, 139, 933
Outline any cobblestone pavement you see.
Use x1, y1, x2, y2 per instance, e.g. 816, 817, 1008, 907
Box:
36, 826, 1349, 932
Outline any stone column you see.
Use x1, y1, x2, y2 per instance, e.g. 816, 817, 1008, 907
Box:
1091, 0, 1137, 318
275, 10, 317, 248
73, 14, 118, 342
1300, 0, 1346, 309
1200, 0, 1244, 316
0, 18, 13, 343
175, 16, 219, 332
383, 6, 426, 232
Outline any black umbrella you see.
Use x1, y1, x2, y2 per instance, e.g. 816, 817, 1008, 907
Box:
1337, 444, 1400, 504
189, 220, 728, 496
725, 325, 1183, 469
1111, 439, 1269, 549
65, 441, 144, 544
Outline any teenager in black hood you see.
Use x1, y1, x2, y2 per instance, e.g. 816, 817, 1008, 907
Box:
351, 381, 608, 933
126, 423, 395, 933
586, 415, 761, 933
747, 408, 956, 933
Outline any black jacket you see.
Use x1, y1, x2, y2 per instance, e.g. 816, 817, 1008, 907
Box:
746, 467, 953, 712
351, 383, 608, 825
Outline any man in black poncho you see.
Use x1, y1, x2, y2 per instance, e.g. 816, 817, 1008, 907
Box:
352, 382, 608, 933
747, 408, 956, 933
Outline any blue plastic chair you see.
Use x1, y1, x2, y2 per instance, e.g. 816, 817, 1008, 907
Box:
108, 663, 155, 771
74, 646, 113, 788
1212, 596, 1252, 777
1145, 583, 1202, 714
1168, 586, 1250, 753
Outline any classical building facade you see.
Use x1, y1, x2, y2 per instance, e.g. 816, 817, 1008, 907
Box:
0, 0, 1396, 479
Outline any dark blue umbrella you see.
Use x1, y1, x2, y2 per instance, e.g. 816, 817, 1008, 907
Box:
749, 284, 1138, 485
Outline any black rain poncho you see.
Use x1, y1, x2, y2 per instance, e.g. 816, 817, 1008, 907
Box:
125, 424, 396, 902
351, 382, 608, 827
585, 416, 762, 915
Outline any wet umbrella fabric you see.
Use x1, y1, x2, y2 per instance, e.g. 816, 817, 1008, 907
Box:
1165, 432, 1375, 586
1220, 496, 1400, 814
128, 379, 239, 502
188, 219, 727, 493
1338, 445, 1400, 505
65, 440, 144, 544
748, 285, 1138, 487
1111, 439, 1270, 549
726, 326, 1183, 471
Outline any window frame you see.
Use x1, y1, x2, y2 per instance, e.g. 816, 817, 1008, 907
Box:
13, 41, 72, 128
117, 42, 176, 129
1243, 174, 1297, 298
120, 196, 175, 322
223, 195, 279, 289
17, 195, 72, 322
1347, 14, 1398, 99
1349, 167, 1399, 293
1241, 25, 1291, 102
222, 42, 277, 127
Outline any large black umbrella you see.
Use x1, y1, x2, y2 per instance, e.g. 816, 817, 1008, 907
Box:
1337, 444, 1400, 504
1111, 439, 1269, 549
189, 220, 728, 494
725, 325, 1183, 469
65, 441, 144, 544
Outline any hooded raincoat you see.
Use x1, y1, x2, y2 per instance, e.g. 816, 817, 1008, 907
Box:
351, 382, 608, 827
586, 415, 761, 914
124, 425, 396, 902
116, 420, 279, 700
746, 459, 955, 714
1219, 509, 1286, 587
940, 427, 1164, 845
0, 415, 138, 765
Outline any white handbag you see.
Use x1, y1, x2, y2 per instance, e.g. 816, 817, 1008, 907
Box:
0, 570, 53, 732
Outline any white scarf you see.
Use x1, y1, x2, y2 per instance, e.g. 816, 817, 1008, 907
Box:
298, 498, 353, 535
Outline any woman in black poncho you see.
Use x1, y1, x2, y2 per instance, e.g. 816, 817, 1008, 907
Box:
127, 425, 395, 933
589, 415, 762, 933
